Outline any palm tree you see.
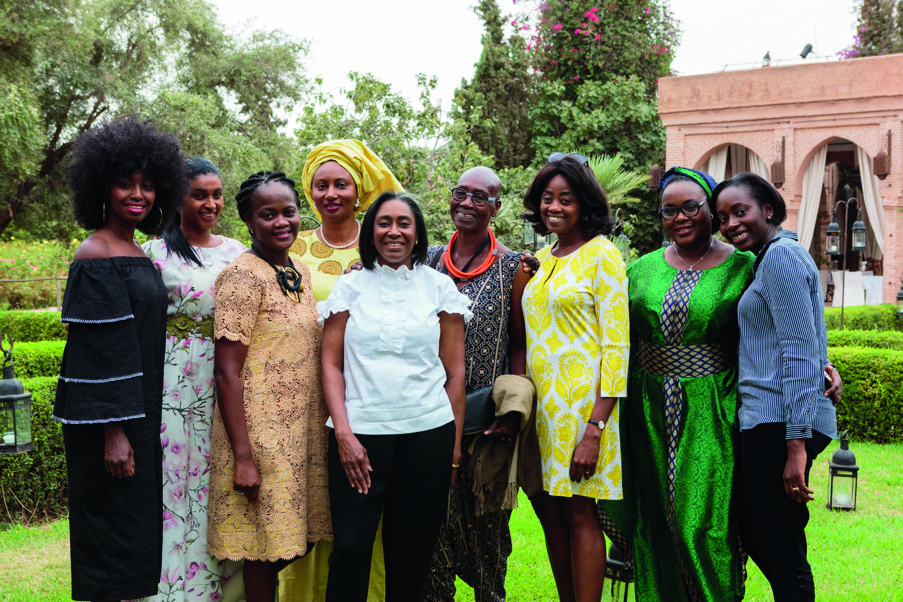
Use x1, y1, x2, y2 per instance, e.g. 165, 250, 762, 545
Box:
586, 153, 650, 205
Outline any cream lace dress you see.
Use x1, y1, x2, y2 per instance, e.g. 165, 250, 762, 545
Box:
207, 252, 332, 561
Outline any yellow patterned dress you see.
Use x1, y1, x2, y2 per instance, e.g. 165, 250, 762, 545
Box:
207, 252, 332, 561
522, 235, 630, 499
290, 229, 361, 302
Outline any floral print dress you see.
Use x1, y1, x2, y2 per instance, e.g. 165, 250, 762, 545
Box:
139, 237, 246, 602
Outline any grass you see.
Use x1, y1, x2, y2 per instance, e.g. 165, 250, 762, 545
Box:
2, 442, 901, 602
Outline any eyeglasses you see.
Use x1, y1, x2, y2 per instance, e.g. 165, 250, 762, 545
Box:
548, 152, 589, 166
659, 202, 705, 221
449, 187, 498, 207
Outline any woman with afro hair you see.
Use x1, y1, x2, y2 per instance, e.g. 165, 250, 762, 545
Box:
53, 116, 185, 601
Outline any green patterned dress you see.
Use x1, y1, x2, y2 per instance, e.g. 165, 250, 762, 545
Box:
601, 248, 753, 602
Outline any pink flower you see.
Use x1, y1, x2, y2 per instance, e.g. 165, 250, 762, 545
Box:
163, 509, 178, 530
162, 435, 170, 448
553, 23, 563, 31
575, 28, 581, 34
582, 22, 588, 26
594, 34, 601, 40
187, 562, 200, 580
644, 6, 651, 13
171, 443, 184, 455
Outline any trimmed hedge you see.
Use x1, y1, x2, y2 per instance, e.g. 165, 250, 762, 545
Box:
827, 329, 903, 351
0, 376, 67, 525
0, 311, 66, 342
828, 346, 903, 444
9, 340, 65, 378
824, 304, 902, 332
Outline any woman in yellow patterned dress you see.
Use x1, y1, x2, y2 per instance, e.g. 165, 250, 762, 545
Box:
520, 154, 630, 602
281, 140, 403, 601
290, 139, 404, 302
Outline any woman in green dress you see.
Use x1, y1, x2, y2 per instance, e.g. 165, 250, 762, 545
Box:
601, 166, 751, 602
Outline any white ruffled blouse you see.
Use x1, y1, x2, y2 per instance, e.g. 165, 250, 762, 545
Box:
317, 263, 473, 435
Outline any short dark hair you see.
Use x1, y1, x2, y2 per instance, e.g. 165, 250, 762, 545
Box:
661, 174, 719, 234
710, 172, 787, 226
521, 156, 614, 237
65, 116, 186, 235
235, 171, 301, 223
358, 192, 428, 270
162, 158, 222, 267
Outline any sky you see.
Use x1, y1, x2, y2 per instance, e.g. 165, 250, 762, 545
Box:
209, 0, 859, 111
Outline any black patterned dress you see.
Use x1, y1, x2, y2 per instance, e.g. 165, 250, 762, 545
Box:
423, 246, 521, 602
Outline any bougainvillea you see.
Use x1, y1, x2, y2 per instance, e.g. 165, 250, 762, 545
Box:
839, 0, 903, 59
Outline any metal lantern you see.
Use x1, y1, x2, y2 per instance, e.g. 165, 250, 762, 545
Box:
0, 334, 34, 455
825, 216, 841, 255
604, 543, 634, 602
826, 430, 858, 511
851, 210, 867, 252
896, 284, 903, 320
522, 217, 555, 253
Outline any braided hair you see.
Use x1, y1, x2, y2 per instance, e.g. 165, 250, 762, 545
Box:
162, 158, 221, 267
235, 171, 301, 223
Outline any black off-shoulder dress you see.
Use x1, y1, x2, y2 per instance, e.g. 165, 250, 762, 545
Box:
53, 256, 167, 601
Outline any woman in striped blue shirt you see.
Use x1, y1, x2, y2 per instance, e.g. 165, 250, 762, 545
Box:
712, 173, 839, 602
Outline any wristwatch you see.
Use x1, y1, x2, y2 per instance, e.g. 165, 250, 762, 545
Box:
587, 419, 606, 431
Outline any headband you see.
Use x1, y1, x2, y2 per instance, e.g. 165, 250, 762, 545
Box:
657, 166, 717, 199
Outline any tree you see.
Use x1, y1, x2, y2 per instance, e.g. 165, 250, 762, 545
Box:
454, 0, 535, 169
840, 0, 903, 58
0, 0, 308, 240
522, 0, 678, 253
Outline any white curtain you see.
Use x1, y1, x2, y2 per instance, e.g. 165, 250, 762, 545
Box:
729, 144, 749, 174
747, 150, 770, 179
856, 146, 886, 257
706, 147, 728, 182
798, 145, 828, 251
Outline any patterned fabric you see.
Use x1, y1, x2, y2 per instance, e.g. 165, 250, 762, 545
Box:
522, 235, 629, 499
290, 229, 361, 302
599, 248, 754, 602
423, 246, 521, 602
137, 237, 245, 601
207, 253, 332, 561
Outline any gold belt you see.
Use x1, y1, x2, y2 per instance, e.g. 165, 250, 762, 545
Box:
166, 313, 214, 341
636, 339, 734, 378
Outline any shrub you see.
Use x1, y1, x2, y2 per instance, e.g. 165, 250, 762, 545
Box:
824, 304, 901, 332
0, 240, 72, 310
0, 376, 67, 525
9, 341, 66, 378
0, 311, 66, 342
827, 329, 903, 351
828, 346, 903, 444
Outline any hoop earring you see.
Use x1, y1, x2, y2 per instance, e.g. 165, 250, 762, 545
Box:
143, 205, 163, 231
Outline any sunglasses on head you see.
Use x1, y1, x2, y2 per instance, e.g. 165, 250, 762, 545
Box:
548, 152, 589, 166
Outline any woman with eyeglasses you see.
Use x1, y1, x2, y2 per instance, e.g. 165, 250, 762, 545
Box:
423, 166, 530, 602
521, 154, 629, 602
597, 166, 752, 602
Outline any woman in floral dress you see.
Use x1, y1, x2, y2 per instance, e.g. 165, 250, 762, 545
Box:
140, 158, 246, 601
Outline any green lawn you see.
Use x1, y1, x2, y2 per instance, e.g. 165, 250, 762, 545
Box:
2, 442, 901, 602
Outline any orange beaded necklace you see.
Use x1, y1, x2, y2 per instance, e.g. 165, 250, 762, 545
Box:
443, 229, 498, 280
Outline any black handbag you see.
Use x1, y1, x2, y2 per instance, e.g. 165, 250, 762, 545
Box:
463, 385, 496, 435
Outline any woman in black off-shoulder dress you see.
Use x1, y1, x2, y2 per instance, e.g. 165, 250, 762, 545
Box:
53, 117, 185, 601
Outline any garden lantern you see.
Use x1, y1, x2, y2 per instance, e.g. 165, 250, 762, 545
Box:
825, 215, 841, 255
851, 210, 867, 252
522, 217, 554, 253
826, 430, 858, 511
896, 283, 903, 320
604, 542, 634, 602
0, 334, 33, 455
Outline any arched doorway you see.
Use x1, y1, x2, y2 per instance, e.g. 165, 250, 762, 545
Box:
702, 144, 769, 181
797, 139, 886, 306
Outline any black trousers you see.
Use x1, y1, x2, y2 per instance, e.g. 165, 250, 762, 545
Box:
739, 423, 831, 602
325, 421, 455, 602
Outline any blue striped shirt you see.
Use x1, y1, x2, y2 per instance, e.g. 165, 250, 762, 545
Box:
736, 230, 838, 440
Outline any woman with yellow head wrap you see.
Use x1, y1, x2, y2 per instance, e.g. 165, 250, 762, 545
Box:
280, 140, 400, 602
290, 139, 404, 301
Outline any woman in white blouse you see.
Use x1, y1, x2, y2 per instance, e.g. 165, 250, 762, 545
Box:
318, 192, 470, 601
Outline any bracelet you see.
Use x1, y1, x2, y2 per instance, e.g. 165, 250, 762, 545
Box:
587, 419, 606, 431
452, 464, 460, 468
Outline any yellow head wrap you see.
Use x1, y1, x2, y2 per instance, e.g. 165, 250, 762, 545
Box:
301, 139, 404, 220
